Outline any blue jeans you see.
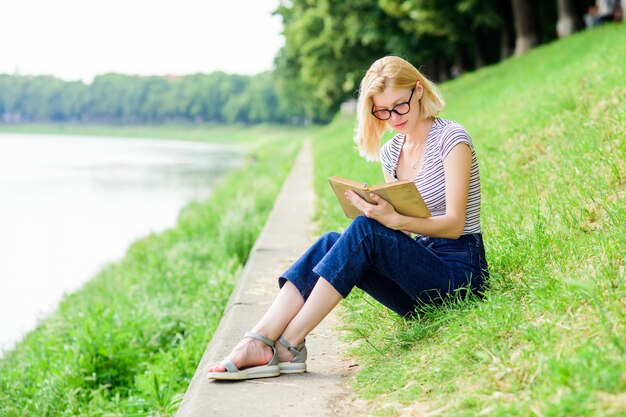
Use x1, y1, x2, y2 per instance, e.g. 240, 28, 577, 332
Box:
279, 216, 489, 316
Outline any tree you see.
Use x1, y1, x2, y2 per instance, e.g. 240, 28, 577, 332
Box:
274, 0, 417, 122
380, 0, 503, 75
495, 0, 516, 59
511, 0, 541, 55
556, 0, 581, 38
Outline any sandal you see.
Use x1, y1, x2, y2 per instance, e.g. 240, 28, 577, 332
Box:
277, 336, 307, 374
207, 332, 280, 380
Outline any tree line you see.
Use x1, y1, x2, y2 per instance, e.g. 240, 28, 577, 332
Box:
1, 0, 602, 125
0, 71, 298, 124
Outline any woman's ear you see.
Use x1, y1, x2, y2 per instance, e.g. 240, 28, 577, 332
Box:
416, 81, 424, 98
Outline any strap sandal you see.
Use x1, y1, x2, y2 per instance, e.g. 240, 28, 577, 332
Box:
207, 332, 280, 380
277, 336, 307, 374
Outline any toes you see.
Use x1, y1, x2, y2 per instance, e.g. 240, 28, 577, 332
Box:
208, 364, 226, 373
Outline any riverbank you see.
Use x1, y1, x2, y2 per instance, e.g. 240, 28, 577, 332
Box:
0, 121, 308, 146
0, 125, 304, 415
0, 132, 250, 353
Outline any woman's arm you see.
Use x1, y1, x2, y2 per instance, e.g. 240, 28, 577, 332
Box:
346, 143, 472, 239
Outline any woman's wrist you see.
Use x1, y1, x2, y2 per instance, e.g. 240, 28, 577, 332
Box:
389, 213, 411, 231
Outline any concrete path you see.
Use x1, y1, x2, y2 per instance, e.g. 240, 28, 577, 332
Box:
175, 139, 353, 417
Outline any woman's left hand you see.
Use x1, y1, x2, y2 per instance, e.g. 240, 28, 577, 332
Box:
344, 190, 402, 229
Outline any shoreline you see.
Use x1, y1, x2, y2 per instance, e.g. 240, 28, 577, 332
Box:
0, 132, 247, 354
0, 121, 308, 145
0, 124, 304, 415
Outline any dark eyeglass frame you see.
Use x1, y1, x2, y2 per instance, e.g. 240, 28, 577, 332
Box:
370, 88, 415, 120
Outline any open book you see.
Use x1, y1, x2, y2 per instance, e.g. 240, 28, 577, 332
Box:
328, 176, 431, 219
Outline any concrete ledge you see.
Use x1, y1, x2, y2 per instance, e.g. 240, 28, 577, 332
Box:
175, 139, 350, 417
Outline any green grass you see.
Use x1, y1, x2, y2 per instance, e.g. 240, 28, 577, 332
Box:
311, 24, 625, 416
0, 125, 304, 416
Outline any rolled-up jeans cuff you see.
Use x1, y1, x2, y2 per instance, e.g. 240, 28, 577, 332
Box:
278, 273, 317, 301
312, 264, 352, 299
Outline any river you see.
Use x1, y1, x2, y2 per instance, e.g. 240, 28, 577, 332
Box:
0, 132, 244, 354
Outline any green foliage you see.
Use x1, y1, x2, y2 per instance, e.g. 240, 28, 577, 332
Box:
379, 0, 503, 65
274, 0, 424, 123
0, 1, 580, 125
0, 126, 302, 416
273, 0, 538, 122
312, 24, 626, 416
0, 71, 294, 125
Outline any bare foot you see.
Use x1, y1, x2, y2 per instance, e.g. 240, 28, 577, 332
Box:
207, 337, 274, 373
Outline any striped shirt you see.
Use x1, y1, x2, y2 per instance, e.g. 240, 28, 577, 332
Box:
380, 117, 482, 235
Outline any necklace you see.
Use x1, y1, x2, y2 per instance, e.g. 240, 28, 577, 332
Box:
404, 119, 433, 171
408, 139, 424, 170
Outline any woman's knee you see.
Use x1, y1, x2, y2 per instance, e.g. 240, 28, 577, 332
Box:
351, 215, 376, 227
318, 231, 341, 249
345, 216, 386, 239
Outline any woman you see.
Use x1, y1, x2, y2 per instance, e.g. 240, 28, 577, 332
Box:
207, 56, 489, 380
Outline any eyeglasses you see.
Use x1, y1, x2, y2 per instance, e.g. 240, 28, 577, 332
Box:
371, 88, 415, 120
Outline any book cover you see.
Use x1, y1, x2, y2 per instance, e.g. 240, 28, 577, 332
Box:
328, 176, 431, 219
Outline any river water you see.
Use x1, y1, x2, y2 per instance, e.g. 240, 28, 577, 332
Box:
0, 132, 244, 354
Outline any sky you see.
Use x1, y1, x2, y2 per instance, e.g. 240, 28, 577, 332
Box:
0, 0, 284, 83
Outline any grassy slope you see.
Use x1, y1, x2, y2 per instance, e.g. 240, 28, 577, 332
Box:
0, 126, 304, 416
312, 24, 625, 416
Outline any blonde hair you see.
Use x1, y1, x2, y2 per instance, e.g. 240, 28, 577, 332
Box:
354, 56, 445, 161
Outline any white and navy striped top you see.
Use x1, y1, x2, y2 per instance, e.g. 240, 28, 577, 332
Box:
380, 117, 482, 235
